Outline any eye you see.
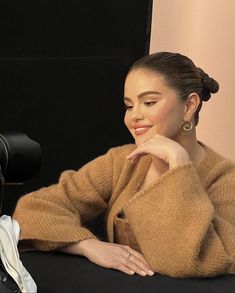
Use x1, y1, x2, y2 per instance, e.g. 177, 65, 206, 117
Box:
144, 101, 156, 107
124, 104, 133, 110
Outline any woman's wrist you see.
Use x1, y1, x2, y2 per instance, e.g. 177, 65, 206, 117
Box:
169, 152, 191, 169
77, 238, 99, 256
59, 238, 98, 256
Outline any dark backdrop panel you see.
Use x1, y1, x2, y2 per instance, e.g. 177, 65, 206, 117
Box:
0, 0, 152, 57
0, 0, 152, 215
1, 57, 134, 183
0, 56, 136, 214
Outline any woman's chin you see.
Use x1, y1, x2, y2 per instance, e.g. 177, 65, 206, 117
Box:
134, 134, 154, 145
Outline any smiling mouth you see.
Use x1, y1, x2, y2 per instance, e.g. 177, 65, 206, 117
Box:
134, 126, 152, 136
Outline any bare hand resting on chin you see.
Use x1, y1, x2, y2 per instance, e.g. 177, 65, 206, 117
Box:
60, 238, 155, 276
126, 134, 191, 169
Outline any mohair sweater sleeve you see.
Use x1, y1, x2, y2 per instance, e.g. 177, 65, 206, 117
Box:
13, 148, 117, 251
123, 162, 235, 278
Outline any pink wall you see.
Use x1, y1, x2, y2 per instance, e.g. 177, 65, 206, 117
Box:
150, 0, 235, 161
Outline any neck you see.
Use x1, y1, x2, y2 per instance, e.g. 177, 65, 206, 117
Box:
176, 129, 205, 167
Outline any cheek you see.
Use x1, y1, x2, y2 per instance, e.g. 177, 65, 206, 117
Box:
149, 105, 184, 130
147, 106, 170, 124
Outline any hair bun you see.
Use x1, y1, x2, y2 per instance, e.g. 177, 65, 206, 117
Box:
197, 68, 219, 101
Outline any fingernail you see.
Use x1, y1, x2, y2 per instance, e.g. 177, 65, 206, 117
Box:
140, 270, 147, 276
148, 270, 155, 276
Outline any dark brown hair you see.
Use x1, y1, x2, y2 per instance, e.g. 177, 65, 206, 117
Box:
128, 52, 219, 125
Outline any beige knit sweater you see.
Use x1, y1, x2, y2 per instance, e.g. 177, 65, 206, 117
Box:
13, 143, 235, 278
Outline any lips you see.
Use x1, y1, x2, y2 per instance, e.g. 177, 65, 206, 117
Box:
134, 125, 152, 136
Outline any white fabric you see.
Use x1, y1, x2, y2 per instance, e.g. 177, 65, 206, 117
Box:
0, 215, 37, 292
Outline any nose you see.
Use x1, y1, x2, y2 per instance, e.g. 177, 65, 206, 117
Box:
131, 105, 144, 121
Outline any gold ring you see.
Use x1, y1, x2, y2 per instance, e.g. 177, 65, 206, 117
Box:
127, 252, 133, 259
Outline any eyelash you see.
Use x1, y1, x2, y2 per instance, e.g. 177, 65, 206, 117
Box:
124, 105, 133, 110
124, 101, 156, 110
144, 101, 156, 107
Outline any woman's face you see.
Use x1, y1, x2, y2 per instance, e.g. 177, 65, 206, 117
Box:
124, 68, 186, 146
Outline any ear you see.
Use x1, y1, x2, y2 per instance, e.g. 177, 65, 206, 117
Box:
183, 93, 201, 121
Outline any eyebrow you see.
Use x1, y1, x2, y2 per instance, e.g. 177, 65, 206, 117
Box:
138, 91, 162, 98
124, 91, 162, 101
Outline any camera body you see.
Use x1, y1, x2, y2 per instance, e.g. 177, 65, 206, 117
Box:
0, 133, 42, 184
0, 133, 41, 293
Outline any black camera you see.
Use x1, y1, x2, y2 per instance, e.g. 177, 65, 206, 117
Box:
0, 133, 42, 184
0, 132, 42, 215
0, 133, 41, 292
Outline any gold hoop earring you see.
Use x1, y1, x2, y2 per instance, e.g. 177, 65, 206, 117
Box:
180, 120, 193, 135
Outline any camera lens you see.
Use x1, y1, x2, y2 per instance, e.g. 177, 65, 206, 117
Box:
0, 133, 42, 183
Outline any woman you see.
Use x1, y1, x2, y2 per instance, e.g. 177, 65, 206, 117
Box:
13, 52, 235, 278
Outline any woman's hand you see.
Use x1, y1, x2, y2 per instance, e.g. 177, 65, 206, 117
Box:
126, 134, 190, 169
62, 238, 155, 276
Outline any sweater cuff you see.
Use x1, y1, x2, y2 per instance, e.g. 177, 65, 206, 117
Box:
124, 163, 194, 210
19, 228, 98, 251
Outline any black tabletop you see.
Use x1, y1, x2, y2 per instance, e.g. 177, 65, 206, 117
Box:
19, 251, 235, 293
